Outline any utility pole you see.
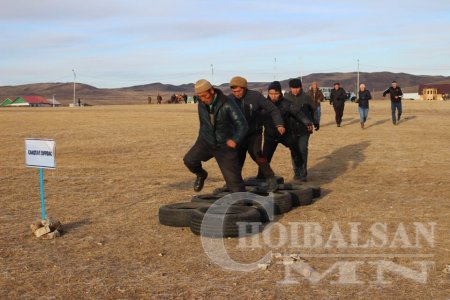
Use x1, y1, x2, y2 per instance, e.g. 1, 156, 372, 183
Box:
357, 59, 360, 94
273, 57, 277, 80
72, 69, 76, 106
52, 94, 55, 108
211, 64, 214, 83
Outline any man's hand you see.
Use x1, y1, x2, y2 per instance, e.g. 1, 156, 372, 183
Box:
226, 139, 237, 148
307, 124, 314, 133
314, 123, 320, 131
395, 96, 398, 99
277, 126, 286, 135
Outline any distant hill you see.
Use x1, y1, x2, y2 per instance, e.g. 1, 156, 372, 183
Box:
1, 72, 449, 105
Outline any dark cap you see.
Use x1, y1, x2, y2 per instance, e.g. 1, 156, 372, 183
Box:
289, 78, 302, 88
268, 81, 282, 92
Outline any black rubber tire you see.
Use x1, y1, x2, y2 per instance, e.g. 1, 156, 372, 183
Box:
191, 193, 230, 204
159, 202, 212, 227
287, 188, 314, 207
249, 191, 293, 215
190, 205, 262, 237
244, 176, 284, 187
312, 187, 321, 198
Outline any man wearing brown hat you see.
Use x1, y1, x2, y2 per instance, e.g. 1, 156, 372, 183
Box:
284, 78, 318, 181
183, 79, 248, 193
228, 76, 285, 192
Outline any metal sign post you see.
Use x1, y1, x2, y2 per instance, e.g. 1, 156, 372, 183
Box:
25, 139, 56, 220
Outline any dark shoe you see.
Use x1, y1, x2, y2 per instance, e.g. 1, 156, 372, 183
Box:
337, 123, 341, 127
393, 120, 397, 125
194, 170, 208, 192
360, 122, 364, 129
213, 185, 229, 194
397, 114, 401, 121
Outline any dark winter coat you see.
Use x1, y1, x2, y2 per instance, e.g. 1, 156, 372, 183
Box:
383, 86, 403, 102
263, 97, 312, 139
330, 87, 347, 106
198, 89, 248, 147
228, 89, 283, 135
358, 90, 372, 108
284, 91, 318, 136
308, 89, 325, 108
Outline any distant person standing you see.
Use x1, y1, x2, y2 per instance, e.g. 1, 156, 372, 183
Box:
157, 94, 162, 104
148, 96, 152, 104
383, 81, 404, 125
183, 79, 248, 193
357, 83, 372, 129
308, 82, 324, 124
329, 82, 347, 127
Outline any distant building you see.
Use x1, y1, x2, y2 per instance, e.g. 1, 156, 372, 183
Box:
0, 95, 58, 107
418, 84, 450, 101
0, 97, 16, 107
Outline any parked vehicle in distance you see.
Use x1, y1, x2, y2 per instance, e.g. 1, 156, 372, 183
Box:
319, 87, 333, 100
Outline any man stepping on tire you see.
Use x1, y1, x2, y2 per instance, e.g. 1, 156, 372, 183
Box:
228, 76, 285, 192
183, 79, 248, 193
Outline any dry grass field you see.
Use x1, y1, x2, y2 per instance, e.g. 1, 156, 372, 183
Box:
0, 100, 449, 299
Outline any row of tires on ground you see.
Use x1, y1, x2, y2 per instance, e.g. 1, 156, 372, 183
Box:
159, 177, 321, 238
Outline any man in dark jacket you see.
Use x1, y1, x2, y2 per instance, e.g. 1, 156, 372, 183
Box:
228, 76, 285, 191
183, 79, 248, 193
258, 81, 312, 178
284, 78, 318, 181
330, 82, 347, 127
383, 81, 404, 125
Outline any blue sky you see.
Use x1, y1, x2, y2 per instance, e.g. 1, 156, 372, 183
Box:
1, 0, 449, 88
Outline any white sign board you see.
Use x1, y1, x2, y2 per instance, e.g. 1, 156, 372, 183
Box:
25, 139, 56, 169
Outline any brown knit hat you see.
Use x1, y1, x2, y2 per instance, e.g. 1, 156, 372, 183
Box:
229, 76, 248, 88
194, 79, 213, 94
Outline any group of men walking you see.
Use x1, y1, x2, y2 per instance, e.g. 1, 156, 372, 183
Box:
183, 77, 404, 193
183, 77, 319, 193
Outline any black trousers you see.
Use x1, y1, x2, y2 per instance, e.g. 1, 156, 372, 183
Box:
290, 134, 310, 177
258, 134, 298, 178
237, 130, 267, 169
333, 102, 345, 125
183, 137, 245, 192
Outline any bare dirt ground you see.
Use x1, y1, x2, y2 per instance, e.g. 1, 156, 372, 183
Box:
0, 100, 449, 299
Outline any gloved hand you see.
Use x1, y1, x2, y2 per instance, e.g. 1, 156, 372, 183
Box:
314, 124, 320, 131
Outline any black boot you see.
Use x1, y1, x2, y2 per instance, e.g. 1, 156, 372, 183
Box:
259, 162, 278, 192
194, 170, 208, 192
299, 165, 308, 182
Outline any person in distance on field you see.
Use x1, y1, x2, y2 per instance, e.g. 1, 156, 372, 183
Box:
308, 81, 324, 124
383, 80, 404, 125
357, 83, 372, 129
329, 82, 347, 127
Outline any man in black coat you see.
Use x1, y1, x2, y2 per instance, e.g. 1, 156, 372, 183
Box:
183, 79, 248, 192
383, 81, 404, 125
258, 81, 312, 179
284, 79, 318, 181
329, 82, 347, 127
228, 76, 285, 191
